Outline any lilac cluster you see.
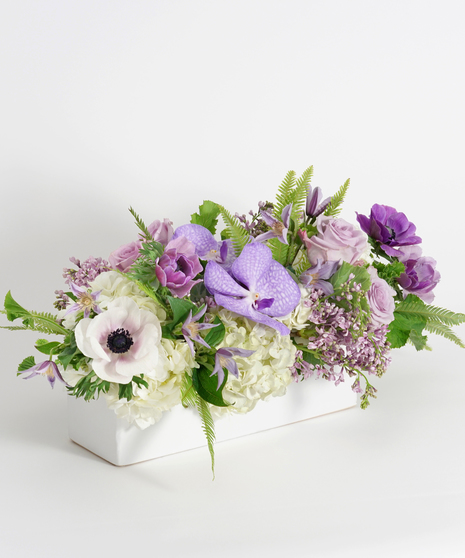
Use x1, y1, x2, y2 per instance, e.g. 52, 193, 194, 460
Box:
63, 256, 111, 288
54, 290, 70, 310
235, 201, 275, 238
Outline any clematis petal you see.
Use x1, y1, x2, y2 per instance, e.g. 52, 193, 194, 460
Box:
260, 210, 278, 227
281, 203, 292, 227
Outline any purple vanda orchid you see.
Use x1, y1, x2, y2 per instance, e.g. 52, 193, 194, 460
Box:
181, 305, 219, 356
300, 259, 339, 295
20, 360, 67, 389
204, 242, 301, 336
211, 347, 255, 389
254, 203, 292, 245
173, 224, 235, 271
65, 283, 102, 318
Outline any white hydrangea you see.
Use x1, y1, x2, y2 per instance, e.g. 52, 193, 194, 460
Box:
89, 271, 167, 323
102, 339, 196, 429
210, 308, 296, 419
281, 284, 314, 332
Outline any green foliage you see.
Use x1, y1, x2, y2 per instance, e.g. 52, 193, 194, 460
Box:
274, 170, 297, 218
56, 332, 88, 370
128, 241, 163, 284
181, 373, 216, 478
69, 371, 110, 401
129, 206, 152, 241
330, 262, 371, 295
190, 200, 221, 235
395, 296, 465, 326
408, 329, 430, 351
192, 365, 229, 407
204, 316, 226, 348
166, 296, 197, 330
17, 356, 36, 372
324, 179, 350, 217
35, 339, 62, 356
119, 383, 133, 401
424, 322, 465, 348
217, 205, 250, 256
387, 309, 427, 349
291, 165, 314, 221
2, 291, 67, 336
372, 260, 405, 289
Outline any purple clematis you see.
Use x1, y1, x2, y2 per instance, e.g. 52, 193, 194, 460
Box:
306, 186, 331, 218
211, 347, 255, 389
300, 259, 339, 295
173, 224, 235, 271
254, 203, 292, 245
204, 242, 301, 336
65, 283, 102, 318
181, 305, 219, 356
20, 360, 67, 389
356, 204, 422, 257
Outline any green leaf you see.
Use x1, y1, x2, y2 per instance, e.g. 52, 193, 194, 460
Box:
291, 165, 313, 221
3, 292, 67, 335
17, 356, 36, 372
274, 170, 297, 218
118, 383, 133, 401
35, 339, 62, 355
181, 371, 197, 408
166, 296, 197, 329
132, 375, 149, 389
409, 329, 429, 351
129, 206, 152, 241
69, 371, 111, 401
217, 205, 250, 256
387, 307, 427, 349
4, 291, 28, 321
424, 322, 465, 348
190, 200, 221, 235
192, 365, 229, 407
204, 316, 226, 348
330, 261, 371, 293
395, 295, 465, 326
324, 178, 350, 217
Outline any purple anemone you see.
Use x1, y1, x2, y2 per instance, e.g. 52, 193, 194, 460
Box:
20, 360, 67, 389
254, 203, 292, 245
300, 259, 339, 295
211, 347, 255, 389
173, 224, 235, 271
356, 204, 422, 257
204, 243, 301, 336
181, 306, 218, 356
397, 248, 441, 303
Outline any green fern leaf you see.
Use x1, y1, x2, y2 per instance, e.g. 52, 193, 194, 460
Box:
424, 322, 465, 348
129, 206, 152, 241
395, 299, 465, 326
26, 311, 68, 335
269, 237, 289, 265
291, 165, 313, 220
274, 170, 297, 218
324, 178, 350, 217
217, 205, 250, 256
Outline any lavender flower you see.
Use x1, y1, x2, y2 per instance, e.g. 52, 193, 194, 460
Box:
356, 204, 422, 257
300, 259, 339, 295
64, 283, 102, 318
20, 360, 67, 389
63, 257, 111, 288
204, 243, 301, 336
306, 186, 331, 218
211, 347, 255, 388
254, 203, 292, 244
181, 306, 219, 356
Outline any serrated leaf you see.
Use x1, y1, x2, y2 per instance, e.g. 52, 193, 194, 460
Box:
192, 365, 229, 407
424, 322, 465, 348
324, 178, 350, 217
217, 205, 250, 256
190, 200, 221, 235
274, 170, 297, 218
17, 356, 36, 372
129, 206, 152, 241
409, 329, 429, 351
204, 316, 226, 348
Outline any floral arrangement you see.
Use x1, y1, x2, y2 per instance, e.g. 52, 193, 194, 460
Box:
2, 165, 464, 473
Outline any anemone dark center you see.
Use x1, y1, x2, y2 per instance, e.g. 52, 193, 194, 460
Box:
107, 328, 134, 354
386, 226, 396, 240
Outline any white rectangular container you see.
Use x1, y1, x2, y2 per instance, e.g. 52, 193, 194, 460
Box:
67, 378, 357, 466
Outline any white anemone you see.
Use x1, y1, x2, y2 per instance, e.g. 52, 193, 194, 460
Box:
75, 296, 162, 384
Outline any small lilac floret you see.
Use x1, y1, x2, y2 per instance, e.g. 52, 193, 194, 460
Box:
306, 186, 331, 218
211, 347, 255, 388
65, 283, 102, 318
204, 243, 301, 336
356, 204, 422, 257
20, 360, 66, 389
254, 203, 292, 244
173, 224, 235, 271
181, 306, 219, 356
300, 259, 339, 295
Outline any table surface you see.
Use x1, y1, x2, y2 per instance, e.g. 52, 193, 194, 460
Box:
1, 339, 464, 558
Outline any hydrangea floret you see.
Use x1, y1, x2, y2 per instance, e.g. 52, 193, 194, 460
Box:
2, 164, 464, 475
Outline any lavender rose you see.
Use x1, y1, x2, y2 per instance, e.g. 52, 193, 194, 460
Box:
109, 241, 141, 273
301, 216, 368, 265
155, 236, 203, 298
356, 204, 422, 257
147, 218, 174, 246
366, 266, 396, 326
397, 248, 440, 303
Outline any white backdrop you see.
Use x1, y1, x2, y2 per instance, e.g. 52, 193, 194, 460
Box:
1, 1, 465, 557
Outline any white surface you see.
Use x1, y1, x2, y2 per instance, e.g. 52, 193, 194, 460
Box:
1, 1, 465, 557
68, 378, 356, 466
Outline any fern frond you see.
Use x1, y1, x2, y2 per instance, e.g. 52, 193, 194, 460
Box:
324, 179, 350, 217
291, 165, 313, 220
18, 311, 67, 336
274, 170, 296, 218
293, 247, 310, 276
217, 205, 250, 256
269, 237, 289, 265
424, 322, 465, 348
181, 372, 197, 408
129, 206, 151, 241
395, 300, 465, 326
0, 326, 31, 331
